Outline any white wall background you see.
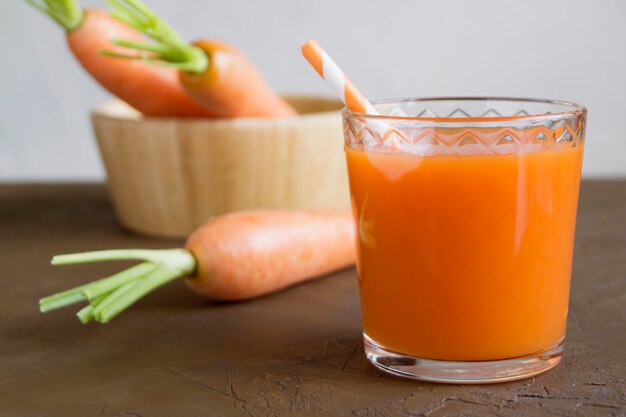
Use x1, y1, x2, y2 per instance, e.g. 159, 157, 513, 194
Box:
1, 0, 625, 181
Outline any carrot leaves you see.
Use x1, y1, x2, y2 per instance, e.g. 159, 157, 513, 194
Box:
40, 249, 197, 323
102, 0, 209, 74
25, 0, 84, 31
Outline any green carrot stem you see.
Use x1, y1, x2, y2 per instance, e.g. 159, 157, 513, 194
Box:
109, 39, 205, 72
105, 0, 147, 25
99, 50, 146, 60
97, 266, 185, 323
39, 262, 153, 312
51, 248, 193, 266
92, 280, 140, 320
77, 305, 95, 324
105, 0, 185, 44
76, 293, 109, 324
25, 0, 83, 31
81, 262, 155, 300
42, 248, 196, 323
102, 0, 209, 74
39, 286, 87, 312
99, 50, 204, 72
112, 38, 184, 59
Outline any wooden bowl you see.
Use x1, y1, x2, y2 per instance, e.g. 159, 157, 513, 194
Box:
91, 96, 349, 238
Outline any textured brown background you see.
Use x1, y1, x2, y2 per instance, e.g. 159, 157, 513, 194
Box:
1, 182, 625, 417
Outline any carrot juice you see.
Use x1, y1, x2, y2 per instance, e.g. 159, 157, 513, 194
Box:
346, 143, 583, 362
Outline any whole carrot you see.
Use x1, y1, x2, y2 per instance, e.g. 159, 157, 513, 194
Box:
101, 0, 297, 118
25, 0, 211, 117
39, 210, 356, 323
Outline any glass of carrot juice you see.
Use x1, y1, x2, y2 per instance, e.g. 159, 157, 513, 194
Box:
343, 97, 586, 383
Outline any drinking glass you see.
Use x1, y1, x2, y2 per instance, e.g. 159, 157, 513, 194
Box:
343, 97, 586, 383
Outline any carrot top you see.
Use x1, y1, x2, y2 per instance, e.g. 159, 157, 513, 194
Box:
39, 249, 196, 323
101, 0, 209, 74
25, 0, 84, 31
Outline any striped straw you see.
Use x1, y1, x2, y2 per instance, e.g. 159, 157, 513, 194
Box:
301, 39, 378, 115
301, 39, 409, 148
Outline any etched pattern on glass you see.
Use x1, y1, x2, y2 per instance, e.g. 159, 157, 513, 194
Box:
344, 99, 586, 156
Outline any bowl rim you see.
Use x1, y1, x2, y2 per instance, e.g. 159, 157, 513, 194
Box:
91, 95, 344, 125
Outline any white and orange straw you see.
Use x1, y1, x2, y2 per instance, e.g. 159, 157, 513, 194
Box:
301, 39, 378, 115
301, 39, 411, 147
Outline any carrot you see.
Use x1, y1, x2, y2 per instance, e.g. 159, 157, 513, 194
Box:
25, 0, 211, 117
39, 210, 356, 323
101, 0, 297, 118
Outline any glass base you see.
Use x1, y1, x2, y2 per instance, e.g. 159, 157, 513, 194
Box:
364, 334, 564, 384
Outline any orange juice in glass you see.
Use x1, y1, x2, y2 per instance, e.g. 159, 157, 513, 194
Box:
343, 98, 586, 383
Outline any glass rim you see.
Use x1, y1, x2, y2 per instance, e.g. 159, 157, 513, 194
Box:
343, 96, 587, 123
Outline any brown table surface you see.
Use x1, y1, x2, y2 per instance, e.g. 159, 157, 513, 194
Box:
1, 181, 625, 417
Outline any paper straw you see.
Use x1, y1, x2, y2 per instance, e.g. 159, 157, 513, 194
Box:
301, 39, 378, 115
301, 39, 409, 148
